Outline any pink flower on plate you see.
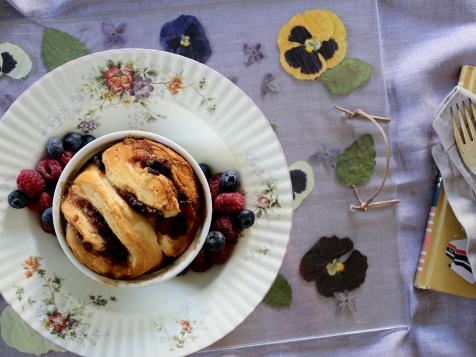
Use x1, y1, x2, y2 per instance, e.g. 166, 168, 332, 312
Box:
258, 196, 271, 208
103, 66, 134, 94
180, 320, 192, 333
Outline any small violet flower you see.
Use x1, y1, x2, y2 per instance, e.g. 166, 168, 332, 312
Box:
244, 43, 264, 66
309, 146, 341, 169
261, 73, 279, 97
102, 23, 126, 47
131, 76, 154, 101
334, 290, 357, 313
0, 94, 16, 110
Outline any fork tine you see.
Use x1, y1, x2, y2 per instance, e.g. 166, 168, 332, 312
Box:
463, 101, 476, 141
451, 106, 465, 145
456, 103, 471, 143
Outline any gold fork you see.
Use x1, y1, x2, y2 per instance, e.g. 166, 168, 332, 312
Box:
451, 99, 476, 175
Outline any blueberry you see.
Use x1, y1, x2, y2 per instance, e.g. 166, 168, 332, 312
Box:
204, 231, 226, 251
236, 209, 255, 229
41, 207, 53, 226
46, 137, 64, 158
8, 190, 29, 209
219, 170, 240, 192
63, 133, 83, 152
81, 135, 96, 148
199, 163, 212, 180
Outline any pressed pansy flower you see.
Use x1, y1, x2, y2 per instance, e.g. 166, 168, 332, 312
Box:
300, 236, 368, 297
261, 73, 279, 97
244, 43, 264, 66
102, 23, 126, 47
160, 15, 212, 63
277, 10, 347, 80
0, 42, 32, 79
131, 76, 154, 101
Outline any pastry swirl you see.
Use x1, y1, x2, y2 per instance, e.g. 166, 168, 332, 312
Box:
61, 138, 203, 279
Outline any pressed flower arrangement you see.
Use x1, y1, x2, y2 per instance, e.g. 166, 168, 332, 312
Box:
277, 10, 372, 95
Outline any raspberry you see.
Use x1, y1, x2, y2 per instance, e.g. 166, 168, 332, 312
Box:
59, 150, 74, 167
213, 216, 240, 242
190, 249, 212, 272
17, 170, 46, 198
208, 173, 222, 201
214, 192, 245, 214
41, 222, 55, 235
36, 159, 62, 183
208, 241, 235, 265
28, 192, 53, 214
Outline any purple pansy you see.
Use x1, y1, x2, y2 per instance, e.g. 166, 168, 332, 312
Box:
244, 43, 264, 66
102, 23, 126, 47
160, 15, 212, 63
130, 76, 154, 101
309, 146, 341, 169
261, 73, 279, 97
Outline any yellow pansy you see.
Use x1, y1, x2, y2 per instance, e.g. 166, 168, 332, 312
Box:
277, 10, 347, 80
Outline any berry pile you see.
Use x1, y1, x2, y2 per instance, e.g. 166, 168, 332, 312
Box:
7, 132, 96, 234
189, 166, 255, 273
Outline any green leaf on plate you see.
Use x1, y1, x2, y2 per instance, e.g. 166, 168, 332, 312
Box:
0, 306, 65, 355
41, 28, 87, 71
263, 274, 292, 308
320, 57, 372, 96
336, 134, 376, 187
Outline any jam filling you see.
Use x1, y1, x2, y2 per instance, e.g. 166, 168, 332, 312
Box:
119, 190, 160, 216
74, 197, 129, 263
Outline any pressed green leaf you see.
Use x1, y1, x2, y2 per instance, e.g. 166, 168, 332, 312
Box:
320, 57, 372, 96
336, 134, 376, 187
0, 306, 65, 355
263, 274, 292, 308
41, 28, 87, 71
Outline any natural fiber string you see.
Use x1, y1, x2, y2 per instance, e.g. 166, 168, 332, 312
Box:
335, 106, 400, 211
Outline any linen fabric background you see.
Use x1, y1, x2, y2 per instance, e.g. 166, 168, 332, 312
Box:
0, 0, 476, 356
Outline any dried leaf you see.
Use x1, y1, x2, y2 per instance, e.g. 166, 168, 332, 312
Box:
263, 274, 292, 308
0, 306, 65, 355
335, 134, 375, 187
320, 57, 372, 95
42, 28, 87, 71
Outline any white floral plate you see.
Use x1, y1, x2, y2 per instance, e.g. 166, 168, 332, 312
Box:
0, 49, 293, 357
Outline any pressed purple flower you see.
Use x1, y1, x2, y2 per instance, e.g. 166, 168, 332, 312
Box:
309, 146, 341, 168
160, 15, 212, 63
334, 290, 357, 313
102, 23, 126, 47
131, 76, 154, 101
261, 73, 279, 97
0, 94, 16, 110
244, 43, 264, 66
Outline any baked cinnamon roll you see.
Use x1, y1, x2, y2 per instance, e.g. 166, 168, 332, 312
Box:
60, 137, 203, 280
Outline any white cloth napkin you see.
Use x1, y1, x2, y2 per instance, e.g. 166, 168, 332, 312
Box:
433, 86, 476, 280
